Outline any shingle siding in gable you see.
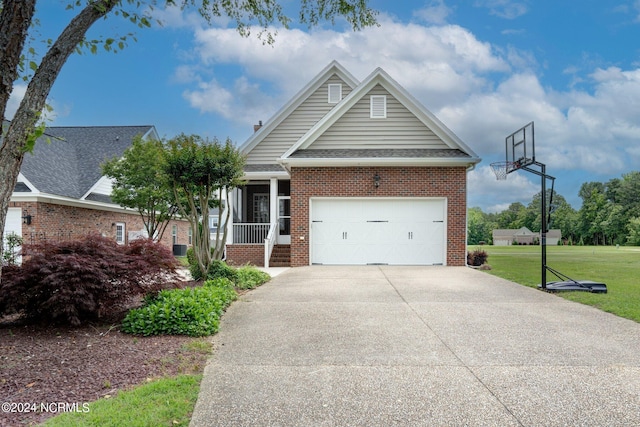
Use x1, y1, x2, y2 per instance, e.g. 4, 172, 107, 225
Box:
310, 84, 449, 150
245, 75, 352, 164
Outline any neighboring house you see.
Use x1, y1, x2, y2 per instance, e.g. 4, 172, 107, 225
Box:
4, 125, 190, 253
224, 61, 481, 267
492, 227, 561, 246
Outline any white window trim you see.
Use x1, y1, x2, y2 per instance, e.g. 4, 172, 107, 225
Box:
328, 83, 342, 104
172, 224, 178, 245
370, 95, 387, 118
115, 222, 126, 245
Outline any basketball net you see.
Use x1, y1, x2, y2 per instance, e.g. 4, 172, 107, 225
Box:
490, 161, 513, 181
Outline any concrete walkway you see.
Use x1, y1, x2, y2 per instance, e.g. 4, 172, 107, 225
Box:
190, 266, 640, 426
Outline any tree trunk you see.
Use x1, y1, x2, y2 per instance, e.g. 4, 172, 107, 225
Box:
0, 1, 119, 283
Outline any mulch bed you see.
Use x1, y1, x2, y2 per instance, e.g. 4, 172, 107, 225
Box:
0, 281, 211, 426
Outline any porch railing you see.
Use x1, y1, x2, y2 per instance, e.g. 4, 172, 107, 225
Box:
264, 222, 278, 268
232, 223, 270, 244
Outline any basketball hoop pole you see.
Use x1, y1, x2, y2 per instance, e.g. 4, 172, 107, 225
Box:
499, 122, 605, 293
517, 161, 555, 289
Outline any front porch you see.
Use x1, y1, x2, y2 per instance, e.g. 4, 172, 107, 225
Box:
225, 178, 290, 267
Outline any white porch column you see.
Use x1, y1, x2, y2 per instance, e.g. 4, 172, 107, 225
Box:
226, 187, 234, 244
269, 178, 278, 225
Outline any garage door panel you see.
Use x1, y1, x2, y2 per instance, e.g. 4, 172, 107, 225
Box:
311, 199, 446, 266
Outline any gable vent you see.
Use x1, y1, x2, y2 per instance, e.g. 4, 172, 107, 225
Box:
370, 95, 387, 118
328, 84, 342, 104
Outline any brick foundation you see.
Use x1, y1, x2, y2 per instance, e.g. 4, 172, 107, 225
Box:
289, 166, 467, 267
226, 244, 264, 267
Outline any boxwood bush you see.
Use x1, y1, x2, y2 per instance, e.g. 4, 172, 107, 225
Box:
121, 278, 237, 337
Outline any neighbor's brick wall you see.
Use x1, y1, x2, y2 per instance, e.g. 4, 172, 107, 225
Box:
9, 201, 190, 250
226, 244, 264, 267
289, 166, 468, 267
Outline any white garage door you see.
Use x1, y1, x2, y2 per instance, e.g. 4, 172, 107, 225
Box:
311, 198, 446, 265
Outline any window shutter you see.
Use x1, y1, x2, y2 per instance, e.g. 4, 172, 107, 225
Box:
328, 84, 342, 103
370, 95, 387, 118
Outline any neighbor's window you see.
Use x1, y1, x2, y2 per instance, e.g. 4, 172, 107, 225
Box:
188, 226, 193, 245
115, 222, 125, 245
370, 95, 387, 118
172, 225, 178, 245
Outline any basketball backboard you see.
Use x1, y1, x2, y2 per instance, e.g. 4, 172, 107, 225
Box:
505, 121, 535, 173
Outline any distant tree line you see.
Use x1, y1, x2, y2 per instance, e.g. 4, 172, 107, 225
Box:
468, 171, 640, 246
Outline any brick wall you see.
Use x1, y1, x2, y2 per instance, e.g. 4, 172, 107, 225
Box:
9, 201, 190, 250
226, 244, 264, 266
289, 166, 467, 267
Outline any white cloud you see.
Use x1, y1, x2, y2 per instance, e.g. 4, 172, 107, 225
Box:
475, 0, 529, 19
6, 84, 27, 119
413, 1, 453, 25
183, 76, 278, 128
184, 14, 510, 114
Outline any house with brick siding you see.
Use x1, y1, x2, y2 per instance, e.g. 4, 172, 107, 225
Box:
5, 125, 190, 253
224, 61, 481, 267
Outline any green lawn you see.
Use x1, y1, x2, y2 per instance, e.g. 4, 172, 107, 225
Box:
480, 245, 640, 322
41, 375, 202, 427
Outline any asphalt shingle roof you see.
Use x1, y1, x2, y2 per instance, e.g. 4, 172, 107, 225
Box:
19, 125, 154, 199
243, 164, 287, 172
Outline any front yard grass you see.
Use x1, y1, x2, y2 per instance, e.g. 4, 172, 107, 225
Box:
483, 245, 640, 322
41, 375, 202, 427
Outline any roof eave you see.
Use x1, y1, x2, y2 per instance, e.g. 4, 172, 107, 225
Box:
280, 157, 481, 168
243, 170, 291, 180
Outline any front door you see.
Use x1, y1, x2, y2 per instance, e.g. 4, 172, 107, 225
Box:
277, 196, 291, 244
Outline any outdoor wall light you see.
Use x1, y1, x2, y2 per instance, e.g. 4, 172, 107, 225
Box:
374, 173, 380, 188
22, 214, 32, 225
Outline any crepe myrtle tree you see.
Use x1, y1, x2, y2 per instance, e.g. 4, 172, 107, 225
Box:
0, 0, 378, 282
164, 134, 244, 278
102, 135, 178, 242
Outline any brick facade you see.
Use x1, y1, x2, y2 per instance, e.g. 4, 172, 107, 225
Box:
9, 201, 190, 250
226, 244, 264, 267
289, 166, 468, 267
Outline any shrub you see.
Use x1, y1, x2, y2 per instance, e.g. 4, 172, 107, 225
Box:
121, 279, 237, 337
235, 265, 271, 290
186, 247, 196, 266
206, 260, 237, 281
0, 235, 180, 326
467, 249, 489, 266
189, 258, 238, 282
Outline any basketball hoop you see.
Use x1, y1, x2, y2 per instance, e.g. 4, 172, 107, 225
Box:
490, 161, 513, 181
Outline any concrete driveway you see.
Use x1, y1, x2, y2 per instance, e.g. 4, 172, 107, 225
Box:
190, 266, 640, 426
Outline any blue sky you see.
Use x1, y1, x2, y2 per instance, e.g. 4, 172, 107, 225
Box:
8, 0, 640, 212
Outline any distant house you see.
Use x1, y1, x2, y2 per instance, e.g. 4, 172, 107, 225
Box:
492, 227, 561, 246
4, 125, 190, 253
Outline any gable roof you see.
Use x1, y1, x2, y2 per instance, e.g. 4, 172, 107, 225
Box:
18, 125, 156, 200
280, 66, 480, 168
238, 60, 359, 158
